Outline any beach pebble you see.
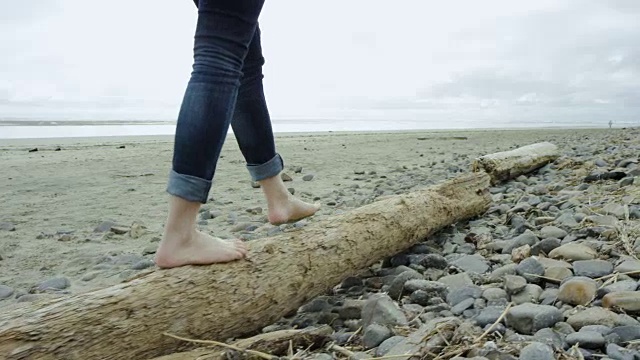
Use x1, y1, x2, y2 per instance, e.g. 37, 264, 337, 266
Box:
387, 270, 423, 299
81, 272, 100, 282
0, 222, 16, 231
597, 280, 638, 298
303, 174, 314, 181
566, 307, 636, 329
361, 294, 407, 328
516, 257, 545, 283
519, 342, 554, 360
420, 254, 448, 269
566, 331, 606, 349
615, 260, 640, 277
572, 259, 613, 278
446, 286, 483, 306
438, 273, 473, 290
610, 325, 640, 343
549, 243, 598, 261
362, 324, 392, 349
505, 275, 528, 295
557, 277, 597, 305
473, 306, 506, 327
131, 259, 155, 270
375, 336, 406, 357
606, 343, 639, 360
539, 226, 568, 239
450, 254, 489, 274
506, 303, 563, 334
281, 173, 293, 181
37, 277, 70, 292
603, 291, 640, 312
544, 266, 573, 283
511, 284, 543, 305
0, 285, 14, 299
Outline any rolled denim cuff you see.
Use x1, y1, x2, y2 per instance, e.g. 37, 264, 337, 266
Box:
166, 169, 212, 204
247, 153, 284, 182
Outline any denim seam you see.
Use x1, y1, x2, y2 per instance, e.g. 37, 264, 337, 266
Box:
246, 153, 284, 182
166, 169, 212, 204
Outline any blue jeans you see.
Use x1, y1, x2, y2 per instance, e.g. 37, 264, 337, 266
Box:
167, 0, 283, 203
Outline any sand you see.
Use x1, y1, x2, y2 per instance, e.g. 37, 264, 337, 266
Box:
0, 128, 625, 305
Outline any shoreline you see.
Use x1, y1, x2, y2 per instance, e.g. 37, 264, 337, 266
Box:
0, 125, 624, 147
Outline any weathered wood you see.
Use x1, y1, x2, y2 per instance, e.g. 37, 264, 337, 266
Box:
473, 142, 559, 184
0, 172, 492, 360
151, 325, 333, 360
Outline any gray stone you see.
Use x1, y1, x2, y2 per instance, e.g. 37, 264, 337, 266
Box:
606, 343, 639, 360
567, 308, 638, 330
580, 325, 613, 336
0, 285, 14, 299
0, 222, 16, 231
301, 298, 333, 313
37, 277, 70, 291
81, 272, 100, 282
474, 306, 506, 327
519, 342, 554, 360
506, 303, 564, 335
616, 260, 640, 278
540, 226, 568, 239
566, 331, 606, 349
404, 280, 448, 298
375, 336, 406, 357
603, 203, 627, 219
544, 267, 573, 282
533, 328, 566, 350
420, 254, 448, 269
362, 324, 392, 349
483, 288, 508, 302
511, 284, 543, 305
556, 213, 579, 227
598, 280, 639, 298
131, 259, 155, 270
438, 272, 473, 290
387, 270, 423, 299
490, 264, 518, 282
505, 275, 528, 295
451, 254, 489, 274
362, 294, 408, 328
446, 285, 483, 306
503, 230, 539, 254
610, 325, 640, 343
531, 238, 562, 256
573, 260, 614, 278
451, 297, 475, 315
516, 258, 545, 283
302, 174, 314, 181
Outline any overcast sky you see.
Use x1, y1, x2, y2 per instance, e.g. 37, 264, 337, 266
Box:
1, 1, 639, 125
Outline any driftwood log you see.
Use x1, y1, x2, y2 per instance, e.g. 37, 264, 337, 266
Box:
0, 142, 559, 359
473, 141, 559, 184
0, 172, 492, 359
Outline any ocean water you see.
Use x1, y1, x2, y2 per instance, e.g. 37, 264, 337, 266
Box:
0, 118, 628, 140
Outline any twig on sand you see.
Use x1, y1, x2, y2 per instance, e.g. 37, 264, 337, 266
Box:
163, 332, 275, 360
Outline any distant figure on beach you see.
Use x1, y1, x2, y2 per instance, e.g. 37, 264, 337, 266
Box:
154, 0, 320, 268
609, 120, 613, 129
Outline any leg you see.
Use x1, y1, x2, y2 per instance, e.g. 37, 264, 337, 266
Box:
155, 0, 265, 268
231, 26, 320, 225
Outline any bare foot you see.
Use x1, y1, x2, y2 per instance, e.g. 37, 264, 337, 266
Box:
155, 229, 248, 269
267, 196, 321, 225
